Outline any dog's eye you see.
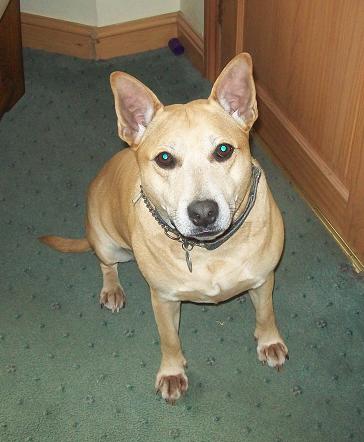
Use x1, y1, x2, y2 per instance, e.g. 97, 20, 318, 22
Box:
213, 143, 234, 162
155, 151, 176, 169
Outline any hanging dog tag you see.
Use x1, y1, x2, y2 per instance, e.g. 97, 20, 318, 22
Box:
182, 242, 193, 273
185, 249, 192, 273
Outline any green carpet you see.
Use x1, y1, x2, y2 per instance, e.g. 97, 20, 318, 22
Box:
0, 48, 363, 442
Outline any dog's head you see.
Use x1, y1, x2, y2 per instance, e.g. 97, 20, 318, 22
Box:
110, 53, 257, 240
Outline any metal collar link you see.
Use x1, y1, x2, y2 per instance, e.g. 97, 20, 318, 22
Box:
138, 164, 261, 272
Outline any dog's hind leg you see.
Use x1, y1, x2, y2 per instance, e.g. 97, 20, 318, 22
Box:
99, 263, 126, 312
88, 220, 134, 312
96, 245, 133, 313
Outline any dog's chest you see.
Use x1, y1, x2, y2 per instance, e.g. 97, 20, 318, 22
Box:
158, 249, 265, 303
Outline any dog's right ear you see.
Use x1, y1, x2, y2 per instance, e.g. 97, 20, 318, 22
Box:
110, 72, 163, 147
209, 53, 257, 132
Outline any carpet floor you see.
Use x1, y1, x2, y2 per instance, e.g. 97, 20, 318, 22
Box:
0, 48, 363, 442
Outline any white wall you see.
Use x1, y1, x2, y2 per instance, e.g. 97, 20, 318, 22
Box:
20, 0, 181, 26
20, 0, 98, 25
96, 0, 180, 27
180, 0, 204, 36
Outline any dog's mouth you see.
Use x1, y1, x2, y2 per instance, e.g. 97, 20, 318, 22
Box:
188, 229, 225, 241
170, 220, 225, 241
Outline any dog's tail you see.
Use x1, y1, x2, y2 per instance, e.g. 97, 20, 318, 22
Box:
39, 235, 91, 253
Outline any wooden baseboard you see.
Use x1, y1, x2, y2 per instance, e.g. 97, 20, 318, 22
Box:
21, 13, 95, 58
94, 13, 178, 59
21, 11, 204, 67
21, 12, 179, 59
21, 12, 203, 65
177, 12, 204, 74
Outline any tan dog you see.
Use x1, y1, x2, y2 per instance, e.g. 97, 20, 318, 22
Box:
40, 53, 288, 404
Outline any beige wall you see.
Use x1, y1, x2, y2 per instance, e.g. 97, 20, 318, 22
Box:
96, 0, 180, 26
20, 0, 181, 26
20, 0, 98, 25
180, 0, 204, 36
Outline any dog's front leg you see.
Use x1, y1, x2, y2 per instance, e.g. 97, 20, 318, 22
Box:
249, 272, 289, 369
151, 288, 188, 404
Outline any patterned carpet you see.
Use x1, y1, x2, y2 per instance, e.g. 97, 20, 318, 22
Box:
0, 47, 363, 442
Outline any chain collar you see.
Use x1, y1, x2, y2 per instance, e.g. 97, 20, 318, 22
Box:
136, 164, 261, 272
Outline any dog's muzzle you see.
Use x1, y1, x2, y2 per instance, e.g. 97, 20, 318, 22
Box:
136, 164, 261, 272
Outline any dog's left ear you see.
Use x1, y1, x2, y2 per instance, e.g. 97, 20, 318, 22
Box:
209, 53, 257, 131
110, 72, 163, 147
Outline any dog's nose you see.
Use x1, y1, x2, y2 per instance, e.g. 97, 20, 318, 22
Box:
187, 200, 219, 227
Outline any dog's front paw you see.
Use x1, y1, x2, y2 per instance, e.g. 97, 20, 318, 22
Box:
257, 340, 289, 370
100, 285, 126, 313
155, 371, 188, 404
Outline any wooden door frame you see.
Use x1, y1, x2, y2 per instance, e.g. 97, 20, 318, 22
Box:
204, 0, 219, 82
204, 0, 245, 82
